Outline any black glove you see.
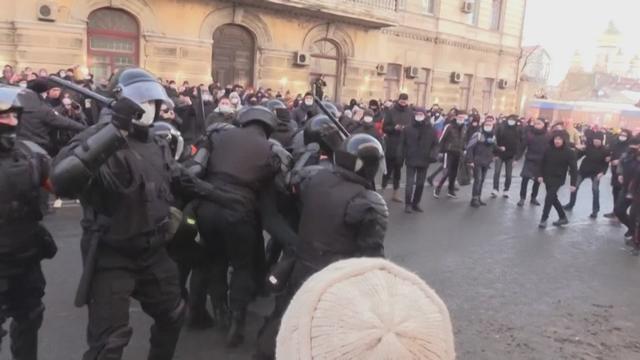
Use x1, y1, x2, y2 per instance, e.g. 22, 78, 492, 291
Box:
111, 97, 144, 131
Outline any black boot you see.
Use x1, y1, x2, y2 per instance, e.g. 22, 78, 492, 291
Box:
212, 300, 231, 329
470, 197, 481, 208
226, 309, 247, 348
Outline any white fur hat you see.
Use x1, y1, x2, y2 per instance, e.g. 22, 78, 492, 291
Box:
276, 258, 455, 360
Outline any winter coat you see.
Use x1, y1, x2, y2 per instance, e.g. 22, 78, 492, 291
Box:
396, 120, 438, 168
438, 122, 465, 155
541, 142, 578, 187
577, 145, 610, 177
496, 123, 521, 160
382, 104, 412, 158
465, 131, 498, 167
519, 127, 548, 178
292, 103, 318, 126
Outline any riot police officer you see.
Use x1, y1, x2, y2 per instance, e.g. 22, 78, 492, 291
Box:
194, 106, 282, 347
50, 68, 225, 360
265, 99, 296, 151
255, 133, 388, 360
0, 85, 57, 360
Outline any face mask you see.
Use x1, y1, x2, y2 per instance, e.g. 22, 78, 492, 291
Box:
304, 99, 313, 106
619, 136, 628, 142
18, 82, 27, 88
58, 71, 65, 77
456, 119, 465, 125
483, 126, 493, 132
0, 120, 17, 151
363, 116, 373, 123
415, 115, 425, 122
230, 98, 239, 105
133, 101, 156, 127
508, 120, 516, 126
219, 105, 233, 114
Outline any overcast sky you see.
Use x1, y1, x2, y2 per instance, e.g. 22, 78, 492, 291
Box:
522, 0, 640, 85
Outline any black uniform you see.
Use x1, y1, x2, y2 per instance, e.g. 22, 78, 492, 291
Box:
53, 122, 222, 360
0, 140, 55, 360
194, 124, 280, 343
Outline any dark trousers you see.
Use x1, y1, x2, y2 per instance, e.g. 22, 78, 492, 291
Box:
520, 177, 540, 200
381, 157, 402, 190
405, 166, 428, 205
188, 262, 217, 317
0, 263, 45, 360
196, 201, 258, 313
614, 193, 634, 232
493, 158, 514, 191
541, 183, 566, 221
472, 165, 489, 198
567, 174, 601, 213
83, 250, 185, 360
437, 152, 461, 193
611, 168, 621, 211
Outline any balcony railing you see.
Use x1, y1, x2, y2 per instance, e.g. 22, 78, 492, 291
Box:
231, 0, 400, 27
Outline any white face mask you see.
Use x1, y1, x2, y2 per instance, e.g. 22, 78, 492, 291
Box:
230, 98, 239, 105
363, 116, 373, 123
415, 115, 425, 122
219, 105, 233, 114
304, 98, 313, 106
133, 101, 156, 127
456, 119, 465, 125
483, 126, 493, 132
507, 120, 516, 126
619, 136, 628, 142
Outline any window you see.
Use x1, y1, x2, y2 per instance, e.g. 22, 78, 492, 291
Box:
414, 68, 431, 107
481, 78, 494, 114
490, 0, 503, 30
424, 0, 435, 14
87, 8, 139, 82
460, 74, 473, 110
467, 0, 480, 26
309, 39, 340, 101
383, 64, 402, 101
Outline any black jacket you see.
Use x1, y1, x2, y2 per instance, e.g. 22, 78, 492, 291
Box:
353, 122, 382, 143
292, 103, 318, 127
466, 131, 498, 167
541, 143, 578, 187
382, 104, 412, 158
577, 145, 610, 177
439, 122, 465, 154
397, 120, 438, 167
17, 91, 86, 154
496, 123, 521, 160
519, 127, 548, 178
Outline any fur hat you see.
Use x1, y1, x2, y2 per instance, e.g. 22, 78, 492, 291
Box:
276, 258, 455, 360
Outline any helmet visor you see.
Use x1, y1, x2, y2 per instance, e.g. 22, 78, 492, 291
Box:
120, 81, 174, 109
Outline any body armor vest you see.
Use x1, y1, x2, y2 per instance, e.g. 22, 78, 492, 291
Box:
297, 169, 365, 269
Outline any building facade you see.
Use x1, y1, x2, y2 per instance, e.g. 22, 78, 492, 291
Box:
0, 0, 526, 113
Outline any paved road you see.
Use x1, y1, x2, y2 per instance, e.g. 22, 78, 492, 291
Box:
2, 175, 639, 359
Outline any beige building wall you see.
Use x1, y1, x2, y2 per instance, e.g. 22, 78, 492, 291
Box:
0, 0, 526, 114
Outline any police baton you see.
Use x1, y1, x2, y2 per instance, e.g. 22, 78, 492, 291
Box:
48, 76, 115, 108
313, 96, 349, 138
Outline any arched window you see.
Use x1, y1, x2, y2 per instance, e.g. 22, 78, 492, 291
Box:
87, 8, 139, 82
309, 39, 340, 101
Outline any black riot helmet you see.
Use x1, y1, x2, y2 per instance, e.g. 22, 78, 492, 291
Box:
113, 68, 173, 129
303, 114, 344, 154
321, 101, 340, 119
266, 99, 291, 123
236, 105, 277, 136
265, 99, 287, 112
151, 121, 185, 161
0, 86, 24, 152
334, 133, 384, 182
205, 121, 236, 134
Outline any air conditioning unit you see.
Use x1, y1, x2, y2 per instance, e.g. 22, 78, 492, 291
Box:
461, 0, 474, 14
450, 72, 463, 84
498, 78, 509, 89
37, 1, 57, 22
376, 63, 387, 75
405, 66, 419, 79
294, 51, 310, 66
